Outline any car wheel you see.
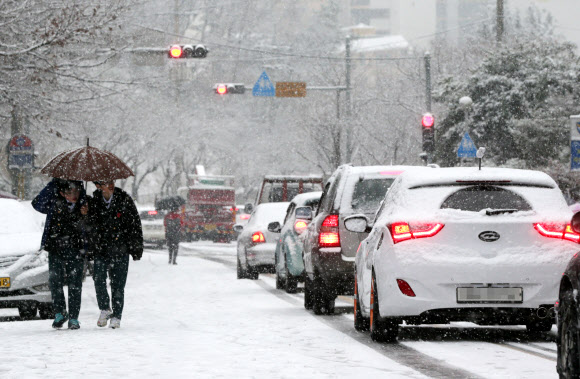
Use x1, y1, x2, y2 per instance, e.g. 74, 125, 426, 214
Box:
284, 261, 297, 294
558, 290, 580, 378
312, 272, 335, 315
304, 276, 313, 310
237, 257, 247, 279
18, 303, 38, 320
370, 273, 398, 342
38, 303, 55, 320
354, 272, 370, 331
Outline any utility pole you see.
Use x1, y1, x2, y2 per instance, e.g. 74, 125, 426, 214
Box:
424, 52, 432, 112
496, 0, 504, 44
345, 35, 352, 117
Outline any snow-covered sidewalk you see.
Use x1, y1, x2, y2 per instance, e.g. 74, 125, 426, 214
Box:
1, 251, 425, 378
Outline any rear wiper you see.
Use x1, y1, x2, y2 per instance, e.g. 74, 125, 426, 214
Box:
485, 209, 518, 216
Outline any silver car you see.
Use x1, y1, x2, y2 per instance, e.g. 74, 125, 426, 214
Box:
235, 202, 290, 280
0, 199, 53, 319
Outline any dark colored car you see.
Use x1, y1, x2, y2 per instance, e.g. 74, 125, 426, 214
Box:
302, 165, 407, 315
557, 211, 580, 378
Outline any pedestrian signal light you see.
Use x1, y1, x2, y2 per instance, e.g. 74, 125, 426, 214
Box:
422, 113, 434, 128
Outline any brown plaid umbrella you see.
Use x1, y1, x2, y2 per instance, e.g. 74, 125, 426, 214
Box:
40, 145, 134, 182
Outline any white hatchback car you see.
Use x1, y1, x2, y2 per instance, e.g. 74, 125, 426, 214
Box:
347, 167, 579, 342
140, 209, 167, 247
235, 202, 289, 280
0, 199, 53, 319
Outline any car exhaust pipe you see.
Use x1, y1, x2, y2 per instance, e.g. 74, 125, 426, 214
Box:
537, 306, 549, 319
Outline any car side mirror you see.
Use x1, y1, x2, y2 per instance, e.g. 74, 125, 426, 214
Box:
572, 212, 580, 235
268, 221, 281, 233
244, 203, 254, 214
233, 224, 244, 233
295, 206, 312, 220
344, 214, 371, 233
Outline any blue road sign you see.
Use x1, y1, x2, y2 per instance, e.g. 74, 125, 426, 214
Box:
457, 132, 477, 158
571, 141, 580, 171
252, 71, 275, 97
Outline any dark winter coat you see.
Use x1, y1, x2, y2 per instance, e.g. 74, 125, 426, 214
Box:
32, 178, 88, 252
89, 187, 143, 261
164, 212, 182, 244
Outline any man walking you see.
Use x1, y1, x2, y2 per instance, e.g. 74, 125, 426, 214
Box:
90, 180, 143, 329
32, 179, 89, 329
164, 207, 182, 265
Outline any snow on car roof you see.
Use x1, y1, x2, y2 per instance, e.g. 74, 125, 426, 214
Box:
263, 175, 323, 181
398, 167, 557, 189
290, 191, 322, 205
249, 202, 290, 226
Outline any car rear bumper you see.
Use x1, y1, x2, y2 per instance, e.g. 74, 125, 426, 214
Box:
247, 243, 277, 267
312, 248, 354, 294
374, 247, 573, 318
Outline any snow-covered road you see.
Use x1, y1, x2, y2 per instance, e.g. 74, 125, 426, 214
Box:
0, 242, 560, 378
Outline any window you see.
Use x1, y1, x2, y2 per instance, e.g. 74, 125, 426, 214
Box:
351, 178, 395, 212
440, 186, 532, 212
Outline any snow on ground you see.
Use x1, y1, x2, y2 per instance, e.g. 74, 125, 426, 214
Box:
0, 246, 424, 378
0, 241, 561, 378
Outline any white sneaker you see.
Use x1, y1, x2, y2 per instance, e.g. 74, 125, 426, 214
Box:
97, 310, 112, 327
109, 317, 121, 329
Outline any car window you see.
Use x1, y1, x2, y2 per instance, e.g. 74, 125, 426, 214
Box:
350, 178, 395, 213
284, 203, 295, 225
440, 185, 532, 212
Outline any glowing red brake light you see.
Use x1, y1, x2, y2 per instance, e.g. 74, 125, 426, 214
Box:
322, 215, 339, 227
534, 223, 580, 243
240, 214, 250, 220
251, 231, 265, 243
390, 222, 444, 244
319, 215, 340, 248
294, 220, 308, 234
148, 210, 158, 216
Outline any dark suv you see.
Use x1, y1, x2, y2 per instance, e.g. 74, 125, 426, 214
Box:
302, 165, 407, 315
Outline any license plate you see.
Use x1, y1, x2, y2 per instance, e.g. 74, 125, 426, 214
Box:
0, 277, 10, 288
457, 287, 522, 303
205, 224, 217, 231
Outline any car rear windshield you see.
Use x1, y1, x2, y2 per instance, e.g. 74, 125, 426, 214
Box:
351, 178, 395, 212
440, 185, 532, 212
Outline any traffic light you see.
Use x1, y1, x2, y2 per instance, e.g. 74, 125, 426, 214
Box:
214, 83, 246, 95
168, 44, 209, 59
421, 113, 435, 154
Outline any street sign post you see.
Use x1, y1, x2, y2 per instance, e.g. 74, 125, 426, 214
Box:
570, 115, 580, 171
8, 135, 34, 170
252, 71, 275, 97
457, 132, 477, 158
276, 82, 306, 98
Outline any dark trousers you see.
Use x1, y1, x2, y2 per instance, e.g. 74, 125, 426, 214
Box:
48, 252, 84, 319
168, 240, 178, 263
93, 254, 129, 319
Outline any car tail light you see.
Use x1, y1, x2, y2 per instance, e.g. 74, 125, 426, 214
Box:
319, 215, 340, 247
534, 223, 580, 243
251, 231, 265, 243
294, 220, 308, 234
240, 214, 250, 220
396, 279, 416, 297
148, 210, 158, 215
389, 222, 444, 244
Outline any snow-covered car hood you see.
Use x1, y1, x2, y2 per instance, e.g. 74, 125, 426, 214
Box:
0, 199, 44, 257
0, 232, 42, 257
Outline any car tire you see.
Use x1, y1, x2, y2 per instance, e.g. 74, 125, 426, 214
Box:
370, 273, 398, 342
237, 257, 247, 279
38, 303, 55, 320
354, 272, 370, 331
284, 262, 297, 294
304, 276, 314, 310
18, 303, 38, 320
312, 272, 335, 315
558, 290, 580, 378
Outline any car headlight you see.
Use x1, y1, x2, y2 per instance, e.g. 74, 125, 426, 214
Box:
22, 250, 48, 271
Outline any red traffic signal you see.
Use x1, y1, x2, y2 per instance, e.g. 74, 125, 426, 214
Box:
422, 113, 434, 128
216, 84, 228, 95
169, 45, 183, 58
